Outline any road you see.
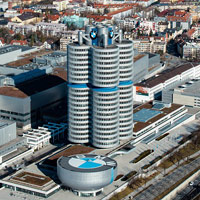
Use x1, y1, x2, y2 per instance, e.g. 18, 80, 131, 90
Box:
174, 176, 200, 200
131, 157, 200, 200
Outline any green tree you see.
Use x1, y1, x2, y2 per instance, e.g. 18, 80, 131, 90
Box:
14, 33, 22, 40
137, 29, 141, 37
149, 29, 153, 37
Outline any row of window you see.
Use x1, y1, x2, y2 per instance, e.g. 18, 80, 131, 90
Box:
120, 61, 132, 64
94, 116, 118, 121
93, 55, 118, 60
93, 61, 118, 65
119, 128, 132, 132
94, 80, 118, 85
69, 64, 90, 68
70, 77, 88, 81
94, 126, 118, 131
70, 122, 90, 126
94, 136, 118, 141
94, 71, 118, 75
69, 94, 89, 98
69, 135, 88, 140
69, 53, 89, 57
70, 48, 89, 52
95, 51, 118, 55
120, 91, 132, 95
93, 76, 118, 80
94, 111, 118, 116
120, 51, 132, 54
0, 110, 29, 117
96, 66, 118, 70
95, 121, 118, 126
94, 141, 118, 146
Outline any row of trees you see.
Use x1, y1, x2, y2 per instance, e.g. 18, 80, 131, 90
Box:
0, 28, 60, 47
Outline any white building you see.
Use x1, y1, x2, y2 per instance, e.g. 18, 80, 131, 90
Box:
23, 127, 51, 150
133, 101, 192, 144
133, 63, 200, 102
53, 0, 69, 11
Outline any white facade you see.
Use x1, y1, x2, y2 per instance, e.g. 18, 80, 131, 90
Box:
133, 63, 200, 102
23, 127, 51, 150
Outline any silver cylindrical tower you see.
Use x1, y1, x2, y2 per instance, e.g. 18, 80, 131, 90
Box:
118, 81, 133, 139
91, 46, 119, 88
67, 84, 90, 143
67, 44, 90, 84
92, 87, 119, 148
116, 40, 134, 140
116, 40, 133, 82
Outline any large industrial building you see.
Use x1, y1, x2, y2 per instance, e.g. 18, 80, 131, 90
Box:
0, 45, 38, 65
57, 154, 117, 197
133, 63, 200, 102
0, 68, 67, 129
67, 24, 134, 148
162, 78, 200, 108
0, 120, 16, 146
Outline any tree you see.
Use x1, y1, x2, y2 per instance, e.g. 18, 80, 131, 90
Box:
14, 33, 23, 40
149, 29, 153, 37
104, 8, 109, 14
137, 29, 141, 37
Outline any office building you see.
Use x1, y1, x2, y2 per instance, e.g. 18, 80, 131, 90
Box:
133, 101, 192, 144
0, 120, 16, 147
0, 68, 67, 129
133, 63, 200, 102
67, 24, 134, 148
162, 78, 200, 108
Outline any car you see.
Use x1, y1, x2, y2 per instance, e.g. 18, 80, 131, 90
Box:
189, 181, 194, 186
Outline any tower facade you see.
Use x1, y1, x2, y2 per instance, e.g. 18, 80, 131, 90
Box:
67, 24, 134, 148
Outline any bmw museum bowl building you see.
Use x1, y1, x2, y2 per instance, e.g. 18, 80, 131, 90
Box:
57, 154, 118, 197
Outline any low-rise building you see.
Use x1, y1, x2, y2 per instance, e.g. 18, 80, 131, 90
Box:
133, 101, 191, 144
0, 171, 60, 198
53, 0, 69, 11
23, 127, 51, 150
133, 63, 200, 102
133, 54, 148, 84
11, 12, 42, 25
60, 31, 78, 51
61, 15, 89, 28
162, 78, 200, 108
133, 36, 166, 54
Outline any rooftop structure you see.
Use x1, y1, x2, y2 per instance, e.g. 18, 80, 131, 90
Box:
163, 78, 200, 108
43, 145, 94, 167
0, 45, 38, 65
133, 101, 190, 144
0, 171, 60, 198
133, 108, 162, 122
